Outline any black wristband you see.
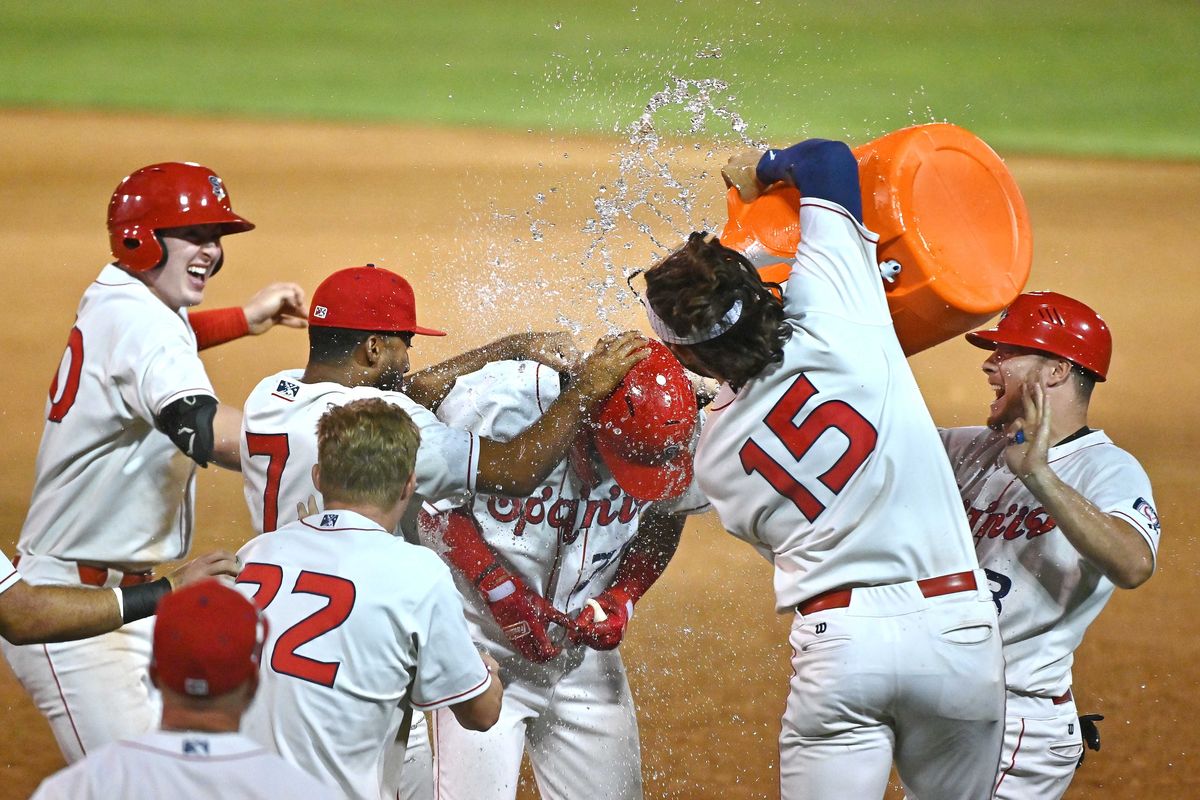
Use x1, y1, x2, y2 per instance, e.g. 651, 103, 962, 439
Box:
473, 562, 503, 589
121, 578, 173, 624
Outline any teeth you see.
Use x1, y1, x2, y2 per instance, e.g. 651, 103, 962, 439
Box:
187, 266, 207, 278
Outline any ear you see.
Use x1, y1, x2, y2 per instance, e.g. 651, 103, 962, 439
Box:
400, 471, 417, 503
361, 334, 384, 367
311, 463, 322, 493
1042, 357, 1075, 389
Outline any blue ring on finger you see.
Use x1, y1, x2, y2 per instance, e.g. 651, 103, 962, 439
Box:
1014, 430, 1026, 445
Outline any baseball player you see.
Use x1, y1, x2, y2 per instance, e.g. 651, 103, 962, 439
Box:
3, 160, 308, 764
236, 399, 503, 800
941, 291, 1160, 799
638, 138, 1005, 799
238, 264, 645, 798
421, 343, 709, 800
32, 580, 342, 799
0, 544, 237, 645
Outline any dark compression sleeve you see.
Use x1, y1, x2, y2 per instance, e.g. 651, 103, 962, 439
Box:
156, 394, 218, 467
756, 139, 863, 223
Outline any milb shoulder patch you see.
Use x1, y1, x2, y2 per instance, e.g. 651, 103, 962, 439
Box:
1134, 498, 1160, 534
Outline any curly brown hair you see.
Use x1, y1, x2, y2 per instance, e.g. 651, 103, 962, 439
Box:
644, 232, 791, 392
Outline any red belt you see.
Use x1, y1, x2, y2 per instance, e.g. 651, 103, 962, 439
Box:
11, 556, 155, 588
797, 570, 978, 615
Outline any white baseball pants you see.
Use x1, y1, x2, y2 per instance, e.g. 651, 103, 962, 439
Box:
781, 572, 1005, 799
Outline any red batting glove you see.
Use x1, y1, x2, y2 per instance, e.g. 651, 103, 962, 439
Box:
568, 587, 634, 651
481, 568, 574, 663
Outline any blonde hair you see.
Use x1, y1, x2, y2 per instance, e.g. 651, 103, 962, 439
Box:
316, 398, 420, 508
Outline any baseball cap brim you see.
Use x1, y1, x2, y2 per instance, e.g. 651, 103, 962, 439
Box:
594, 436, 694, 502
409, 324, 447, 337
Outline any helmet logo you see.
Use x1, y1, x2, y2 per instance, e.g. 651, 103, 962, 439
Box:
313, 305, 329, 319
208, 175, 226, 201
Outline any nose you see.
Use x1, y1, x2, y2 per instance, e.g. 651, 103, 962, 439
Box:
981, 351, 1001, 374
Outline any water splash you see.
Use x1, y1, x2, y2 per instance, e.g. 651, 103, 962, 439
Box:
448, 75, 762, 340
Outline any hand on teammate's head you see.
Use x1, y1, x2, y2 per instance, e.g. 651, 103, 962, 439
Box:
572, 331, 649, 401
243, 282, 309, 335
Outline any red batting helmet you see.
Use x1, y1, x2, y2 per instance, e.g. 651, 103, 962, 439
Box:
965, 291, 1112, 381
107, 162, 255, 273
592, 341, 698, 501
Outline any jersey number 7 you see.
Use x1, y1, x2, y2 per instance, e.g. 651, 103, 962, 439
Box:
237, 563, 356, 688
738, 374, 877, 522
246, 432, 290, 532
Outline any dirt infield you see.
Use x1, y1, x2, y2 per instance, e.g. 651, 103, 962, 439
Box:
0, 110, 1196, 798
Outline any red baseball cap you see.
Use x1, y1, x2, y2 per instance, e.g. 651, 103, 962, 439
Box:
309, 264, 446, 336
592, 341, 698, 501
151, 580, 265, 698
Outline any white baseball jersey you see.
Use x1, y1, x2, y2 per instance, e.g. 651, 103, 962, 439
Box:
695, 198, 979, 612
0, 548, 18, 595
429, 360, 709, 634
19, 264, 214, 569
427, 360, 706, 800
940, 426, 1161, 695
241, 370, 479, 533
30, 729, 341, 800
236, 511, 492, 800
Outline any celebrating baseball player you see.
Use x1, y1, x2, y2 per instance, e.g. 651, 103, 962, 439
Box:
31, 579, 342, 799
236, 398, 502, 800
238, 263, 645, 798
941, 291, 1160, 799
421, 342, 709, 800
637, 138, 1006, 799
3, 161, 308, 763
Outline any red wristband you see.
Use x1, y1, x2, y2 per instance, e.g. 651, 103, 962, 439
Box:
190, 307, 250, 350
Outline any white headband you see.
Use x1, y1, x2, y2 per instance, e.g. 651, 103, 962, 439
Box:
641, 297, 744, 346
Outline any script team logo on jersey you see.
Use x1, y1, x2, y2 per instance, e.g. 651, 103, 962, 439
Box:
1134, 498, 1160, 534
207, 175, 226, 201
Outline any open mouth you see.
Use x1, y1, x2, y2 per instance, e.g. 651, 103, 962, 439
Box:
186, 264, 209, 282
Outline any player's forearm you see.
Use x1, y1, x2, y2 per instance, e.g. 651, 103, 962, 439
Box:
0, 582, 120, 644
406, 335, 526, 411
614, 512, 685, 602
210, 403, 244, 471
477, 383, 591, 495
1022, 469, 1153, 589
450, 674, 503, 731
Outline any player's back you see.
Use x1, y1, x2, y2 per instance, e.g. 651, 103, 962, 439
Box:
241, 370, 477, 533
696, 197, 978, 611
236, 512, 446, 800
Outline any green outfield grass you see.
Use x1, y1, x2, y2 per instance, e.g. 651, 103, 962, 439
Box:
1, 0, 1195, 159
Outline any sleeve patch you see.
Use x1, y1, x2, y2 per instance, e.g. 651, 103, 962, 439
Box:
1134, 498, 1160, 534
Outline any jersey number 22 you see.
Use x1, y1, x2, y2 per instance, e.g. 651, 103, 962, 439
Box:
238, 563, 356, 688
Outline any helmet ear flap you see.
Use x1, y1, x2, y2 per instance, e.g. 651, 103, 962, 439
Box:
110, 225, 166, 272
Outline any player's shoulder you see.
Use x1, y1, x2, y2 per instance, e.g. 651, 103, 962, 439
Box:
1061, 429, 1151, 478
78, 264, 191, 343
439, 359, 558, 436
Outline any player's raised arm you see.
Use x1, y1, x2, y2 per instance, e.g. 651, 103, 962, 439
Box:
405, 331, 580, 411
753, 139, 863, 221
474, 331, 648, 496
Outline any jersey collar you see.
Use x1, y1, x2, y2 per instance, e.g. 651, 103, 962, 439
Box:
300, 509, 391, 535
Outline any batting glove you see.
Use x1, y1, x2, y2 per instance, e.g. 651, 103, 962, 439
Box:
569, 587, 634, 651
480, 568, 573, 663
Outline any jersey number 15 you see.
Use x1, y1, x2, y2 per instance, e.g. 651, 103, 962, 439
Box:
738, 374, 877, 522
